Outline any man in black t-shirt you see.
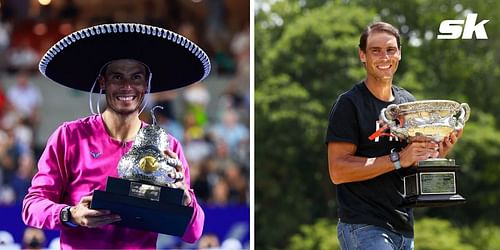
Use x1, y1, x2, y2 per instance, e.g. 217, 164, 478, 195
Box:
325, 22, 462, 250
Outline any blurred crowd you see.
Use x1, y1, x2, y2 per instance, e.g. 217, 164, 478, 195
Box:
0, 0, 250, 212
0, 70, 41, 206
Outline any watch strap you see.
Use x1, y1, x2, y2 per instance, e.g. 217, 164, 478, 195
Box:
393, 160, 401, 170
61, 206, 79, 228
390, 149, 401, 170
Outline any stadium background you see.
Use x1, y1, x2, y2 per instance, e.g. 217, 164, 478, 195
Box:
0, 0, 250, 249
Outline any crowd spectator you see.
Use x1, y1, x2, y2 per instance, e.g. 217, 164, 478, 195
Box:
5, 39, 39, 74
221, 238, 244, 249
210, 108, 249, 157
0, 20, 11, 52
183, 111, 214, 165
6, 71, 43, 130
10, 152, 36, 203
197, 233, 220, 249
0, 20, 12, 71
211, 140, 239, 172
230, 22, 250, 85
209, 178, 230, 206
22, 227, 46, 250
183, 84, 211, 127
155, 106, 185, 144
224, 164, 248, 204
0, 129, 20, 184
0, 84, 8, 119
205, 0, 234, 75
0, 230, 19, 249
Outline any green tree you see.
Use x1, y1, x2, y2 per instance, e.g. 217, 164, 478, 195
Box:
287, 217, 486, 250
461, 221, 500, 250
288, 218, 340, 250
414, 218, 475, 250
255, 3, 376, 248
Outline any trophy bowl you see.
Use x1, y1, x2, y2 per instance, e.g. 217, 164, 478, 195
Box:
381, 100, 470, 142
117, 124, 183, 188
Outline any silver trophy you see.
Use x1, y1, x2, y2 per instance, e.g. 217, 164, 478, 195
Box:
91, 106, 193, 236
118, 106, 183, 189
380, 100, 470, 207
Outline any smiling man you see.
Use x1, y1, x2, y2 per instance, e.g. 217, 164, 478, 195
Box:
22, 23, 210, 249
100, 59, 149, 116
325, 22, 460, 250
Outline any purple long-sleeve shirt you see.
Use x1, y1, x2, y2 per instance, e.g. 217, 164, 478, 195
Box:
22, 115, 204, 249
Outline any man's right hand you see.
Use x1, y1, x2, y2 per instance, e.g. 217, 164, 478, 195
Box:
399, 140, 439, 168
70, 196, 121, 228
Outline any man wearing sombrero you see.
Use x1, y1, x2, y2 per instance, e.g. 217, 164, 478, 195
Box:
22, 23, 210, 249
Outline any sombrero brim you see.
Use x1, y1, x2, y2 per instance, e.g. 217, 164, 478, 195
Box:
39, 23, 211, 93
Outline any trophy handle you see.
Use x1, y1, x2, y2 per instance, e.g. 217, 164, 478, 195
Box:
151, 105, 164, 126
380, 104, 397, 124
455, 103, 470, 130
380, 104, 408, 138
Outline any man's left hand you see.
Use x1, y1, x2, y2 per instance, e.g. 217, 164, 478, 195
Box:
164, 149, 192, 206
173, 179, 193, 206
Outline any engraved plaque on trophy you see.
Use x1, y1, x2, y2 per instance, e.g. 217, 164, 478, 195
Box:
381, 100, 470, 207
91, 106, 193, 236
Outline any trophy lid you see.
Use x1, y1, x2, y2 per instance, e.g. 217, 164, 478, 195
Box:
134, 106, 169, 151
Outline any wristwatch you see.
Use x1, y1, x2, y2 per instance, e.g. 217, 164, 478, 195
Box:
389, 148, 401, 170
60, 206, 79, 228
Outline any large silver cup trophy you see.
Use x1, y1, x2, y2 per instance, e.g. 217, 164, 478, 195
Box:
91, 106, 193, 236
118, 106, 184, 188
381, 100, 470, 207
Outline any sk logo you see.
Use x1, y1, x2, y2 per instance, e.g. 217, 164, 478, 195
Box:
437, 13, 489, 39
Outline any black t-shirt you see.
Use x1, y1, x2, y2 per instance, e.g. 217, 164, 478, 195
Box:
325, 81, 416, 237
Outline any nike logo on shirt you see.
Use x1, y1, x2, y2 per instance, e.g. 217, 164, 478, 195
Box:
90, 151, 102, 159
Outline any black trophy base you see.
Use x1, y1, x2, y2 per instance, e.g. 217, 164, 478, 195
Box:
90, 177, 194, 236
402, 158, 466, 208
402, 194, 466, 208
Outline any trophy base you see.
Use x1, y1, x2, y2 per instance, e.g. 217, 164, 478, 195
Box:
91, 177, 194, 236
402, 194, 466, 208
402, 158, 466, 208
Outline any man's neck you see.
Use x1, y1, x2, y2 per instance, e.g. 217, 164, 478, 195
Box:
364, 76, 394, 102
101, 110, 142, 142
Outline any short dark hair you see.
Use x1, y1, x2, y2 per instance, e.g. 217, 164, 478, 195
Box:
359, 22, 401, 51
99, 59, 150, 77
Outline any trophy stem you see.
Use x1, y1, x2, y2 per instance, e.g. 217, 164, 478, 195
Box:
417, 158, 455, 167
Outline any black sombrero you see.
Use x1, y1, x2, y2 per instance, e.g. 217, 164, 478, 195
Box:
39, 23, 211, 93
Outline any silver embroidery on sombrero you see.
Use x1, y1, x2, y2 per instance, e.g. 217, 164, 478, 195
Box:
38, 23, 211, 82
